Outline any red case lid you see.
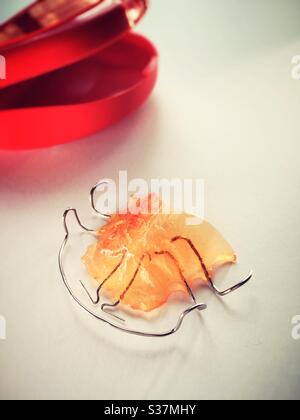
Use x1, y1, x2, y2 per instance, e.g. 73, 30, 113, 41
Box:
0, 0, 158, 150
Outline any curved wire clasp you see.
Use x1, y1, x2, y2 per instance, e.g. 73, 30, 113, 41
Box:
208, 270, 253, 297
171, 236, 253, 298
59, 208, 207, 338
90, 180, 111, 219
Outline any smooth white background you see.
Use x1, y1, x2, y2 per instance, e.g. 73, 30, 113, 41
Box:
0, 0, 300, 400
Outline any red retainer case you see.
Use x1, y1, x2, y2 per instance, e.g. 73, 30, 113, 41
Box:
0, 0, 158, 149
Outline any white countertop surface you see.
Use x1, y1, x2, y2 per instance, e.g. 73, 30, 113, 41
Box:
0, 0, 300, 400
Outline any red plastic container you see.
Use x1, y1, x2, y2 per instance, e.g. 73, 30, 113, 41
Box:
0, 0, 158, 149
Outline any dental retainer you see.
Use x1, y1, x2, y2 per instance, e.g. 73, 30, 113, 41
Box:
59, 181, 253, 338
